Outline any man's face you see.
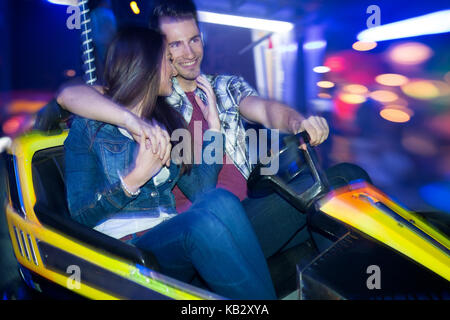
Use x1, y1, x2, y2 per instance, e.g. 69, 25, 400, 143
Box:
159, 17, 203, 82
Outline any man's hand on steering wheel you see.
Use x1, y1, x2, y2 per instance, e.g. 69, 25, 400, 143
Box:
289, 115, 329, 148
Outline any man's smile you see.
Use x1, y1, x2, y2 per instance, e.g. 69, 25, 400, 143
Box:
179, 59, 198, 68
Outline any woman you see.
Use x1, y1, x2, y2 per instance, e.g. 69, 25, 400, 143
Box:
64, 27, 276, 300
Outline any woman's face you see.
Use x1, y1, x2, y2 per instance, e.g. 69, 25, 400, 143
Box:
159, 48, 177, 96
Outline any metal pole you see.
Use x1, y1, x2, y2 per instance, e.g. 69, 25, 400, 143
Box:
78, 0, 97, 86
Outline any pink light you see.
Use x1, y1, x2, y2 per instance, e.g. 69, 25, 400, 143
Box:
2, 117, 22, 135
324, 56, 346, 72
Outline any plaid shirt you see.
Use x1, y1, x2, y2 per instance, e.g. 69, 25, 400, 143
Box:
166, 74, 258, 179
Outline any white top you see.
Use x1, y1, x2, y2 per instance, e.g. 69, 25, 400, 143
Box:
93, 127, 176, 239
94, 211, 176, 239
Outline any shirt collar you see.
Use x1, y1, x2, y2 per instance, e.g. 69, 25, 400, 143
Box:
170, 76, 208, 104
171, 77, 188, 99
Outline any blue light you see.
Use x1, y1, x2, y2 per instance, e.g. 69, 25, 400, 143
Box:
419, 182, 450, 213
303, 40, 327, 50
46, 0, 78, 5
357, 10, 450, 42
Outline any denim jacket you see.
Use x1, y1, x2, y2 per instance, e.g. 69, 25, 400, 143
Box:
65, 116, 224, 228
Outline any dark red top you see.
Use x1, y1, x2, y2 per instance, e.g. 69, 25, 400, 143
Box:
172, 91, 248, 213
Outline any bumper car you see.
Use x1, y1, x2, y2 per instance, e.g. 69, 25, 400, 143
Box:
248, 132, 450, 299
2, 125, 449, 300
3, 124, 222, 300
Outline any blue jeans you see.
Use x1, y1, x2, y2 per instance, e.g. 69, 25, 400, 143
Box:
242, 163, 372, 258
133, 188, 277, 300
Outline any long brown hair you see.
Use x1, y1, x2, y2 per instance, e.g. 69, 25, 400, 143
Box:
103, 27, 190, 172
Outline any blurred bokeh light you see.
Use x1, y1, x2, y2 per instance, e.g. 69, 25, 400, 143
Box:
317, 81, 335, 88
343, 84, 369, 95
313, 66, 330, 73
2, 114, 32, 136
129, 1, 140, 15
65, 69, 76, 77
379, 107, 411, 123
388, 42, 433, 65
370, 90, 399, 103
375, 74, 409, 87
324, 56, 346, 72
7, 99, 47, 113
352, 41, 377, 51
400, 79, 448, 100
318, 92, 332, 99
338, 93, 367, 104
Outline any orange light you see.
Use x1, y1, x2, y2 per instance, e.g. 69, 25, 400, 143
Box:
318, 93, 332, 99
65, 69, 76, 77
317, 81, 335, 88
383, 104, 414, 116
343, 84, 368, 94
2, 117, 22, 135
7, 100, 47, 113
388, 42, 433, 65
401, 80, 443, 100
375, 73, 409, 86
130, 1, 140, 14
352, 41, 377, 51
338, 93, 367, 104
379, 108, 410, 123
370, 90, 399, 103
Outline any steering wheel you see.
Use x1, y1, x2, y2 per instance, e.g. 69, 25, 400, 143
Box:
247, 131, 330, 213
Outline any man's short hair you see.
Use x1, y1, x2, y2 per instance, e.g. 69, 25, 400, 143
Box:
149, 0, 199, 30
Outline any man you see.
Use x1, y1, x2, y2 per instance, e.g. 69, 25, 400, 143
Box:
153, 3, 328, 211
57, 0, 371, 259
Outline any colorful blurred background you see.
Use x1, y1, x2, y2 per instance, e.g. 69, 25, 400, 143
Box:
0, 1, 449, 287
